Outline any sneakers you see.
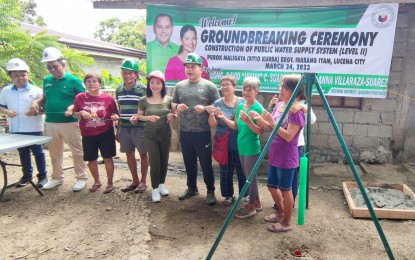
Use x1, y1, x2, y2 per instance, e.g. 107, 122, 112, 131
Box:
158, 183, 169, 196
223, 196, 234, 206
178, 188, 199, 200
73, 180, 86, 192
206, 191, 217, 206
16, 177, 32, 188
42, 179, 63, 190
152, 188, 161, 203
37, 176, 48, 188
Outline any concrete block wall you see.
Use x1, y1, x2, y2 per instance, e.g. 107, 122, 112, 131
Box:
400, 5, 415, 165
80, 55, 124, 84
305, 107, 393, 164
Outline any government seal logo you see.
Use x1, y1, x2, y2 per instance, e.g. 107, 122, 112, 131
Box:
371, 5, 396, 29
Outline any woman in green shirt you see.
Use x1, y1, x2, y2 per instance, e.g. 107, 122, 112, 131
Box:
217, 77, 264, 218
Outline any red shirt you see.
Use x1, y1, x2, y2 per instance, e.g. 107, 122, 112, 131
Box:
73, 92, 118, 136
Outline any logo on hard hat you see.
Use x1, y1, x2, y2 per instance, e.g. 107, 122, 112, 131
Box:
15, 63, 19, 66
183, 53, 202, 66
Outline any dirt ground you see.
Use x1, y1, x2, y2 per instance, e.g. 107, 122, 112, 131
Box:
1, 148, 415, 260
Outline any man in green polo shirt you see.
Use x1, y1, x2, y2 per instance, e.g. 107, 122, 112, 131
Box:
147, 13, 179, 74
31, 47, 88, 192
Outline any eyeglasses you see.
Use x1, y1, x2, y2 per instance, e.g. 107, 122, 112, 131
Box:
220, 84, 233, 88
85, 80, 99, 84
47, 65, 60, 71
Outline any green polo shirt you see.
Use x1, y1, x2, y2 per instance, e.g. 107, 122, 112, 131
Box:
147, 40, 179, 74
43, 72, 85, 123
236, 101, 264, 156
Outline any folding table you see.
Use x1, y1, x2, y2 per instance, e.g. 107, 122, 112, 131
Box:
0, 133, 52, 201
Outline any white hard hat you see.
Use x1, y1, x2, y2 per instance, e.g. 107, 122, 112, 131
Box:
6, 58, 29, 71
41, 47, 64, 62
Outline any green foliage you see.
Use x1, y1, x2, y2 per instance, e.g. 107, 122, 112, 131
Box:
21, 0, 46, 26
101, 69, 122, 89
0, 28, 62, 86
34, 15, 46, 27
0, 1, 95, 87
94, 16, 146, 51
0, 0, 23, 29
100, 65, 147, 89
139, 59, 147, 83
93, 17, 121, 43
61, 47, 95, 81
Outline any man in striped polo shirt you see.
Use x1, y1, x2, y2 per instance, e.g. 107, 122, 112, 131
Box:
116, 59, 149, 193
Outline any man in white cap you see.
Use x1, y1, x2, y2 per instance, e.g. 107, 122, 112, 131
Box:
31, 47, 88, 191
0, 58, 48, 188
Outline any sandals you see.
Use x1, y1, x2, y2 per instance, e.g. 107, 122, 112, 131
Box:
235, 207, 257, 219
89, 183, 102, 192
264, 213, 283, 223
267, 222, 293, 233
223, 196, 235, 206
135, 182, 147, 193
241, 201, 263, 211
103, 185, 115, 194
121, 184, 138, 192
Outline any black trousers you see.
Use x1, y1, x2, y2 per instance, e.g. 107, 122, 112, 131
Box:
180, 130, 215, 192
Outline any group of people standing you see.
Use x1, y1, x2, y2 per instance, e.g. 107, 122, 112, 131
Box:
0, 45, 314, 233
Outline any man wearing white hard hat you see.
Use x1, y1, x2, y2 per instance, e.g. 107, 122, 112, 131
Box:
31, 47, 88, 191
0, 58, 48, 188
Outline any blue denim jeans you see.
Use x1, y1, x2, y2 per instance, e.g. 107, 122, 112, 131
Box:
219, 149, 248, 198
15, 132, 47, 180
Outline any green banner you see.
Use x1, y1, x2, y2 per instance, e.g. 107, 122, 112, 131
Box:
147, 4, 398, 98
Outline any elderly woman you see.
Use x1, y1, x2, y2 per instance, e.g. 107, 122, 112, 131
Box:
131, 70, 177, 203
252, 74, 305, 232
207, 76, 247, 206
70, 73, 119, 194
217, 77, 264, 218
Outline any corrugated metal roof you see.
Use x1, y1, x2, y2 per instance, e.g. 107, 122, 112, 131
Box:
21, 22, 146, 59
